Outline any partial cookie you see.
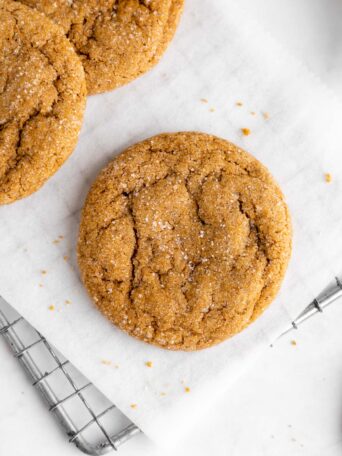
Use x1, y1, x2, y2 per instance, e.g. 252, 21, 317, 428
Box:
78, 132, 292, 351
16, 0, 184, 94
0, 0, 86, 204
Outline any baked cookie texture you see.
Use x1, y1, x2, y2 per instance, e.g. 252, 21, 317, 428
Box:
16, 0, 184, 94
0, 0, 86, 205
78, 132, 292, 351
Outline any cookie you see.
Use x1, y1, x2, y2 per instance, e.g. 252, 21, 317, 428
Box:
0, 0, 86, 204
78, 132, 292, 351
16, 0, 184, 95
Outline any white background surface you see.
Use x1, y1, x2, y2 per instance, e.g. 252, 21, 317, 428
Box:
1, 0, 342, 454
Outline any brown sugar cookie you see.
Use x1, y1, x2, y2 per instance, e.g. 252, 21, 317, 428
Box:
16, 0, 184, 95
0, 0, 86, 205
78, 132, 292, 351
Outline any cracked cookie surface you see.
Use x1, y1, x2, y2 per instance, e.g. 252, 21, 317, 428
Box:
0, 0, 86, 204
78, 132, 292, 351
16, 0, 184, 94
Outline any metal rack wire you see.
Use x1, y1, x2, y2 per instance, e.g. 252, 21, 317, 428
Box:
0, 296, 140, 455
1, 277, 341, 454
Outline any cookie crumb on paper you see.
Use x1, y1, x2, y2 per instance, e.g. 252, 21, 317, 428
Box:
241, 128, 251, 136
325, 173, 332, 183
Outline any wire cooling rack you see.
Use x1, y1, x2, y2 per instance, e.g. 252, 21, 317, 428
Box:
1, 277, 342, 454
0, 297, 140, 455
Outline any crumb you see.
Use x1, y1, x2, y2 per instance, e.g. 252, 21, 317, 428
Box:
209, 108, 215, 112
53, 239, 60, 245
41, 270, 47, 275
184, 387, 191, 393
262, 112, 270, 120
130, 403, 137, 409
236, 101, 243, 107
241, 128, 251, 136
145, 361, 153, 368
48, 305, 55, 311
250, 111, 256, 116
325, 173, 332, 183
114, 364, 119, 369
65, 299, 72, 305
200, 98, 208, 104
63, 255, 69, 262
160, 392, 166, 397
101, 359, 112, 365
58, 235, 64, 240
291, 340, 297, 346
38, 283, 43, 288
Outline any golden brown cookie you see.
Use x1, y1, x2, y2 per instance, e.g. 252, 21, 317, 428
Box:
78, 132, 292, 351
0, 0, 86, 204
16, 0, 184, 95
